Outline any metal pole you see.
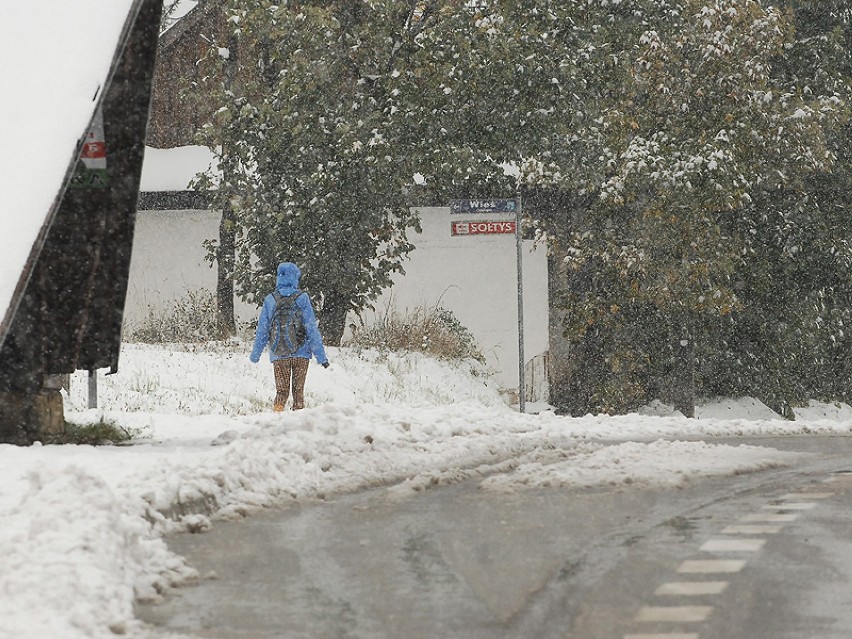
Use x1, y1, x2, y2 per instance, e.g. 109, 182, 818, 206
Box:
515, 195, 526, 413
88, 369, 98, 410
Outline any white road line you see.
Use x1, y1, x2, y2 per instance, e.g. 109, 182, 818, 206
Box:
625, 487, 831, 639
635, 606, 714, 622
740, 512, 799, 522
677, 559, 747, 573
700, 538, 766, 552
781, 492, 833, 499
655, 581, 729, 596
763, 502, 816, 510
721, 524, 783, 534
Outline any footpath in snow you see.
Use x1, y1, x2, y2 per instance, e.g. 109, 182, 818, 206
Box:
1, 341, 850, 639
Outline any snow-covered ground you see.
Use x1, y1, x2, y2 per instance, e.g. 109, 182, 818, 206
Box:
2, 341, 851, 639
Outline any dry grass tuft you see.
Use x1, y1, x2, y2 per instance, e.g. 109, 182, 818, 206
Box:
345, 305, 484, 363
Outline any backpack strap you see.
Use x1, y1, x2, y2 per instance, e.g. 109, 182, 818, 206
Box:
272, 290, 301, 302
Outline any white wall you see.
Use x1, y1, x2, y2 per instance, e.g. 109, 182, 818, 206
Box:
127, 206, 549, 401
125, 209, 254, 328
348, 207, 549, 401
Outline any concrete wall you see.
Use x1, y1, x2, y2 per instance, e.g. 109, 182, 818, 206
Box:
349, 207, 549, 401
124, 209, 255, 328
128, 206, 549, 401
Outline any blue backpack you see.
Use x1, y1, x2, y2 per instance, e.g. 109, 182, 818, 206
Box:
270, 291, 307, 356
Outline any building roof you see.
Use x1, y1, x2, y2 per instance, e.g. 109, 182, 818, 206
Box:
140, 145, 219, 191
0, 1, 144, 342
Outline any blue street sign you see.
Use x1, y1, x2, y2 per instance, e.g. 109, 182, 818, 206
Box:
449, 198, 517, 214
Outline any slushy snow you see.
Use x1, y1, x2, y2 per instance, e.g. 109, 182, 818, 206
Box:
1, 341, 849, 638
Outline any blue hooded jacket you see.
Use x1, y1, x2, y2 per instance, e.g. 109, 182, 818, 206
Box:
250, 262, 329, 364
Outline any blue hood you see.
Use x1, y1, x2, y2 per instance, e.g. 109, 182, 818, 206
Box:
276, 262, 301, 291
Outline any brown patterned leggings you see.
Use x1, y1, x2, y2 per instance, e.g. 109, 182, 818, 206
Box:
273, 357, 310, 410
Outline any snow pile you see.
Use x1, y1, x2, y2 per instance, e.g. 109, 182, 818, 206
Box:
0, 467, 191, 638
481, 439, 800, 491
68, 343, 503, 417
0, 341, 850, 638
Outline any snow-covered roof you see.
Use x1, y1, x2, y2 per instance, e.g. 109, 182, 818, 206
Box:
0, 2, 139, 332
140, 145, 219, 191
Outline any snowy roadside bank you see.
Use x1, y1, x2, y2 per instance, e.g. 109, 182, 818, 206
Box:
1, 342, 850, 639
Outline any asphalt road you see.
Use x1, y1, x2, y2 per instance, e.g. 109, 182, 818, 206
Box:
138, 436, 852, 638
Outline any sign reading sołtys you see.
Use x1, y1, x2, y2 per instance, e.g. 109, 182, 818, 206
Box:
449, 199, 517, 214
451, 220, 516, 236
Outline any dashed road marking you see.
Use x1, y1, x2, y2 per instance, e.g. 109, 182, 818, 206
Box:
655, 581, 728, 596
780, 492, 833, 499
721, 524, 783, 534
740, 512, 799, 522
677, 559, 747, 573
763, 502, 816, 510
635, 606, 714, 622
826, 473, 852, 481
824, 477, 852, 487
623, 478, 834, 639
700, 538, 766, 553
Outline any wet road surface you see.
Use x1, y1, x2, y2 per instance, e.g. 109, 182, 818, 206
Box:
138, 436, 852, 638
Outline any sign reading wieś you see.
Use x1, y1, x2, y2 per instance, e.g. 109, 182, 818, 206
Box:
450, 199, 517, 214
451, 220, 516, 236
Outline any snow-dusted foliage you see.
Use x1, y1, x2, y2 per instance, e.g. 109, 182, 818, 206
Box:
546, 0, 852, 415
188, 0, 852, 415
193, 1, 425, 344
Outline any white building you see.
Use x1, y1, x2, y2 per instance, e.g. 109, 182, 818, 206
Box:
133, 147, 549, 404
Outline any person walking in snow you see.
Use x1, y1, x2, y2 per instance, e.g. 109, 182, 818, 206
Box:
250, 262, 330, 411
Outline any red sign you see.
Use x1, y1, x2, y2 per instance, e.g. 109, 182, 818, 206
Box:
451, 220, 516, 236
81, 141, 106, 159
